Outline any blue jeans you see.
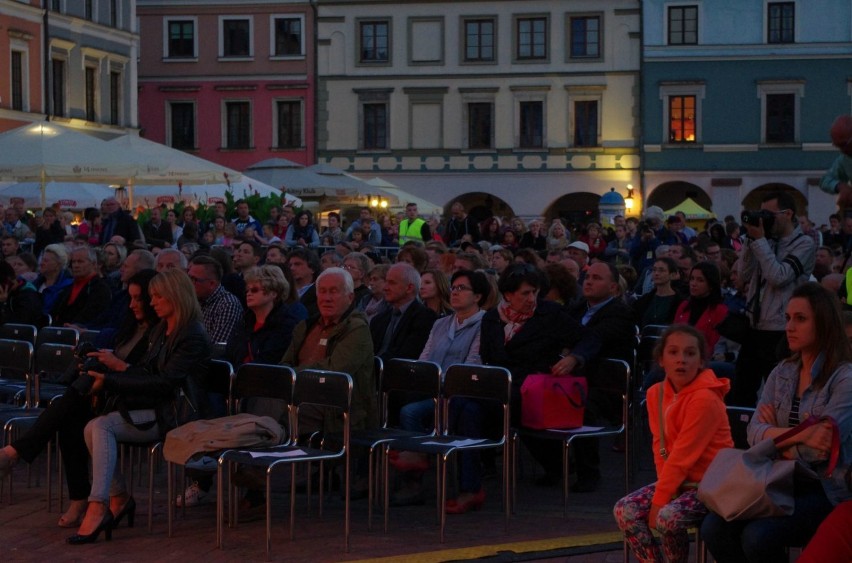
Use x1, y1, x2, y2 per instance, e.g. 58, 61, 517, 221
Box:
83, 410, 161, 503
399, 399, 434, 432
701, 480, 834, 562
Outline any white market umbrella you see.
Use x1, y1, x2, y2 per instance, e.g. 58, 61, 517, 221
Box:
130, 176, 301, 208
363, 177, 443, 216
0, 122, 138, 208
245, 159, 388, 204
0, 181, 117, 210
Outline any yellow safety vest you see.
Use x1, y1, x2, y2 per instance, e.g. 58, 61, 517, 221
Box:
398, 218, 426, 245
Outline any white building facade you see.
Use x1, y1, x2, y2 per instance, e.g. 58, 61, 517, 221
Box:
316, 0, 640, 224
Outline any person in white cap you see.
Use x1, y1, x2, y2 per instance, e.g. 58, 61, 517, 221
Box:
565, 241, 590, 283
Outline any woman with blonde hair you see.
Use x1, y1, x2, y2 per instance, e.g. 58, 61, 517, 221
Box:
65, 268, 210, 544
546, 220, 570, 252
420, 269, 452, 317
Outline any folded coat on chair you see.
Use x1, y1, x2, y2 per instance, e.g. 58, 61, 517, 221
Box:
163, 413, 287, 464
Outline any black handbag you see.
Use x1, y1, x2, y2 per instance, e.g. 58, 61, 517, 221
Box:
716, 310, 751, 344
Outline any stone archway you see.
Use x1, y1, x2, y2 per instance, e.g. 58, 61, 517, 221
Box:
646, 181, 712, 213
742, 183, 808, 216
444, 192, 516, 225
543, 192, 601, 230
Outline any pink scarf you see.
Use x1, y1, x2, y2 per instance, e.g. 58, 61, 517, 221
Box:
498, 300, 535, 343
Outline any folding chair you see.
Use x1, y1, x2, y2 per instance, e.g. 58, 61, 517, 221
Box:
515, 358, 631, 516
217, 369, 353, 558
78, 330, 101, 347
35, 326, 79, 349
384, 364, 512, 542
33, 343, 76, 406
349, 358, 441, 531
0, 338, 36, 407
726, 406, 755, 451
0, 323, 37, 346
167, 360, 289, 538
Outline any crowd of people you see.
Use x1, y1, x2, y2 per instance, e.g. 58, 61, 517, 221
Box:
0, 120, 851, 558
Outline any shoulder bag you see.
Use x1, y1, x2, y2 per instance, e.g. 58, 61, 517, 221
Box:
697, 415, 839, 522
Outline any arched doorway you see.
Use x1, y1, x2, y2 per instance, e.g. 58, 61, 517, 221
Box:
444, 192, 516, 225
742, 183, 808, 215
647, 181, 712, 213
543, 192, 600, 230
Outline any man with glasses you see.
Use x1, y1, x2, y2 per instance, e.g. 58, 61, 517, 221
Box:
187, 255, 243, 345
730, 191, 815, 406
821, 114, 852, 208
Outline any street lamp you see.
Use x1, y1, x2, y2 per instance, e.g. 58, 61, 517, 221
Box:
625, 185, 635, 213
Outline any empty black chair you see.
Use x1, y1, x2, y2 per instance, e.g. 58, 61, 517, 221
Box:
33, 343, 76, 406
0, 324, 37, 346
0, 338, 35, 407
217, 369, 353, 558
35, 327, 79, 349
727, 406, 755, 450
384, 364, 512, 542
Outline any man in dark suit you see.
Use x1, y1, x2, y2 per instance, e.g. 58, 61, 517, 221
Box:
550, 261, 636, 492
141, 206, 173, 250
369, 262, 437, 362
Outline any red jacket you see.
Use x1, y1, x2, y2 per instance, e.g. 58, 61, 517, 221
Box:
673, 301, 728, 356
647, 369, 733, 507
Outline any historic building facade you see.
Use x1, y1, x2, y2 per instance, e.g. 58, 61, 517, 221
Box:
0, 0, 138, 136
641, 0, 852, 224
136, 0, 316, 172
316, 0, 641, 222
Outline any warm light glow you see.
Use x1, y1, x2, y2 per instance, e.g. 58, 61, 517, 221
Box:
625, 185, 635, 212
370, 195, 379, 207
380, 200, 388, 208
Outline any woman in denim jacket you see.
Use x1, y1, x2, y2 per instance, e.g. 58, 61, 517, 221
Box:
702, 282, 852, 562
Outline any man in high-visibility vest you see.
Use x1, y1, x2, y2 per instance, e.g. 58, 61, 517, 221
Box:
398, 203, 431, 246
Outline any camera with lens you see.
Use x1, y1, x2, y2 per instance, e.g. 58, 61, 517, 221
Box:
741, 210, 775, 234
77, 342, 108, 374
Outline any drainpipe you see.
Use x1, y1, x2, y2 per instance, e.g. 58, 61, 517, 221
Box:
637, 0, 645, 207
310, 0, 318, 166
43, 0, 50, 120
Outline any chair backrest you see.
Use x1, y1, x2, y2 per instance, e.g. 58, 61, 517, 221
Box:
291, 369, 353, 444
207, 358, 235, 417
380, 358, 442, 428
0, 323, 37, 346
726, 406, 755, 450
374, 355, 384, 394
637, 335, 661, 380
596, 358, 632, 426
36, 326, 79, 348
233, 363, 295, 404
0, 338, 34, 374
442, 363, 512, 404
641, 324, 669, 338
35, 343, 77, 381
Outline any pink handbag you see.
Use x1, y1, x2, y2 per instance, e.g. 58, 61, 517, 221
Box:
520, 373, 587, 430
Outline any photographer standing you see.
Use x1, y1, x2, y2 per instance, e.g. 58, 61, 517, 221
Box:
730, 191, 814, 406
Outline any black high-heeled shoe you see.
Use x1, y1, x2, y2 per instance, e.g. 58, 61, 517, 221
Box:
66, 511, 114, 545
112, 496, 136, 528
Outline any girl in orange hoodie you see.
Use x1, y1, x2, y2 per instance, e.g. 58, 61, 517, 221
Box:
614, 324, 733, 563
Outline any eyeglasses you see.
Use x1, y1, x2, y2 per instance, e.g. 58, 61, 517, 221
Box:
246, 287, 267, 295
342, 264, 360, 271
450, 284, 473, 293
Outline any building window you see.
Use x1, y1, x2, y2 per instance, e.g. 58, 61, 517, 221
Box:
768, 3, 794, 44
518, 101, 543, 148
467, 102, 493, 149
363, 103, 388, 149
85, 0, 94, 21
85, 67, 97, 122
668, 6, 697, 45
167, 20, 195, 58
464, 19, 494, 62
110, 0, 118, 28
668, 95, 696, 143
52, 59, 65, 117
574, 100, 599, 147
51, 0, 62, 13
222, 18, 252, 58
272, 16, 304, 57
570, 16, 600, 59
359, 21, 389, 63
11, 52, 24, 111
169, 102, 195, 150
516, 17, 547, 60
765, 93, 796, 143
276, 100, 302, 149
225, 101, 251, 149
109, 71, 120, 126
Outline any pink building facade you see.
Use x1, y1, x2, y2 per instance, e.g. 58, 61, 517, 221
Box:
0, 1, 46, 132
137, 1, 316, 174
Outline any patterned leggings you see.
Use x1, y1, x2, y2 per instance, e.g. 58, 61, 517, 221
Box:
613, 483, 707, 563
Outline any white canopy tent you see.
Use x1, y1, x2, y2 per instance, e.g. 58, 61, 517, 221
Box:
0, 181, 116, 209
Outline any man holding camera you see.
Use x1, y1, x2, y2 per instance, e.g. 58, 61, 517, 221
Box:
730, 191, 815, 406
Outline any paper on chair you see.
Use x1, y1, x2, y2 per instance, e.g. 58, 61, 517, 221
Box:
245, 449, 308, 459
421, 438, 488, 447
545, 426, 605, 433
